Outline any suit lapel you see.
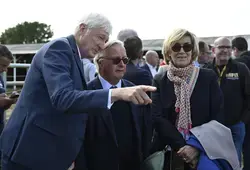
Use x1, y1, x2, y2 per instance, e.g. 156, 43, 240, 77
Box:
92, 77, 118, 146
145, 64, 153, 77
66, 35, 87, 89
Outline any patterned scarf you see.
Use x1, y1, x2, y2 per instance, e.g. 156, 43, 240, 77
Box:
167, 62, 200, 140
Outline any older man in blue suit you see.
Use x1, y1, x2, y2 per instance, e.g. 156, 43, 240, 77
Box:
0, 13, 156, 170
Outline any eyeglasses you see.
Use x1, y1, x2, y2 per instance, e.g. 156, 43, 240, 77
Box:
99, 57, 129, 65
171, 43, 193, 52
215, 46, 231, 50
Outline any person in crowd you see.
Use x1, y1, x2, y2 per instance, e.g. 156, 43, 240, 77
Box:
0, 13, 156, 170
232, 36, 250, 170
232, 36, 250, 69
0, 45, 18, 170
204, 37, 250, 166
151, 28, 225, 170
117, 29, 138, 42
141, 50, 159, 78
197, 41, 212, 67
82, 40, 151, 170
123, 36, 152, 86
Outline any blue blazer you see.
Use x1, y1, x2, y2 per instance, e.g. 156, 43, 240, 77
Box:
80, 77, 152, 170
0, 35, 110, 170
123, 62, 152, 86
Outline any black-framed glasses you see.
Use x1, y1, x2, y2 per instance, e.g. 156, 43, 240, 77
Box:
215, 46, 231, 50
99, 57, 129, 65
172, 43, 193, 52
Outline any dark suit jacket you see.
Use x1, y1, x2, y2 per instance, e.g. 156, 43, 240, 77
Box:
151, 68, 224, 151
82, 77, 152, 170
141, 64, 153, 79
123, 62, 152, 86
0, 35, 110, 170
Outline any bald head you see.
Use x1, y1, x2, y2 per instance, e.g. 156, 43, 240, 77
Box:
214, 37, 231, 47
145, 50, 159, 67
117, 29, 138, 42
213, 37, 232, 65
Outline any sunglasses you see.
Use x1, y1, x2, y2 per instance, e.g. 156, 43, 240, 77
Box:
99, 57, 129, 65
171, 43, 193, 52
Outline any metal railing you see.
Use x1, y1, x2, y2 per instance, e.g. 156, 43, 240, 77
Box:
2, 62, 30, 123
3, 63, 31, 89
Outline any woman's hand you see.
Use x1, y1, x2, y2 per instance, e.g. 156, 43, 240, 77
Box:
189, 157, 199, 169
177, 145, 199, 164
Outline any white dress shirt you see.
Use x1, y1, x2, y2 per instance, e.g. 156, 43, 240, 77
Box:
81, 58, 96, 83
99, 75, 122, 89
146, 63, 157, 77
99, 75, 121, 108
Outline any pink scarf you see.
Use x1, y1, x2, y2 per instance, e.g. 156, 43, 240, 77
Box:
167, 62, 200, 139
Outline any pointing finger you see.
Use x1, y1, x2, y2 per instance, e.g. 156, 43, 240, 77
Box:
139, 85, 157, 92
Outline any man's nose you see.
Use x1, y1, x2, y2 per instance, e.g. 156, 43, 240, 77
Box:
99, 42, 105, 50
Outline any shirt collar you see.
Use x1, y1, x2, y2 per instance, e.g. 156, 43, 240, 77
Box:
76, 45, 82, 59
81, 58, 92, 64
146, 62, 156, 69
98, 75, 122, 89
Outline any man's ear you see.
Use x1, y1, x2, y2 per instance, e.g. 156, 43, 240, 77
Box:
233, 47, 238, 53
212, 47, 216, 54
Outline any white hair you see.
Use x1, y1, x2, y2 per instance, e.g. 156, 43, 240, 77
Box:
94, 40, 124, 73
145, 50, 158, 62
117, 29, 138, 42
75, 13, 112, 35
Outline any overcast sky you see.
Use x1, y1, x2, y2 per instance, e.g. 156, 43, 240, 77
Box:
1, 0, 250, 40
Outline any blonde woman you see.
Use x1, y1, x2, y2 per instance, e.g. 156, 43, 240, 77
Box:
151, 29, 227, 169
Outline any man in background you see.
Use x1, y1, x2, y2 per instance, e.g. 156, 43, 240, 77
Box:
141, 50, 159, 78
197, 41, 212, 67
0, 45, 18, 170
232, 36, 250, 170
117, 29, 138, 42
232, 36, 250, 69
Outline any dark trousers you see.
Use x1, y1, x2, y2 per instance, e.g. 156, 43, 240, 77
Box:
1, 154, 31, 170
229, 122, 245, 166
243, 124, 250, 170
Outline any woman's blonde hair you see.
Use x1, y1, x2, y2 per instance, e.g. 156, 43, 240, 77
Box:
162, 28, 199, 63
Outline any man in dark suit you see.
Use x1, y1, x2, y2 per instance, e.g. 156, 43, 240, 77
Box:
141, 50, 159, 78
0, 13, 156, 170
123, 36, 152, 86
82, 40, 151, 170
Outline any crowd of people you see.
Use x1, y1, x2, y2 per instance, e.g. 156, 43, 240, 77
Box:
0, 13, 249, 170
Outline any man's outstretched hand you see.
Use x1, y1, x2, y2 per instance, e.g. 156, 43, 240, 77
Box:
111, 85, 157, 105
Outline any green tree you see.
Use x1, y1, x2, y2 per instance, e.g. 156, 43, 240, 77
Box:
0, 21, 54, 44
